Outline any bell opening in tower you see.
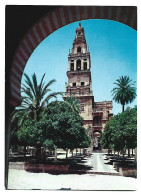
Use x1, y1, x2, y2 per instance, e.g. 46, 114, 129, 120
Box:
77, 59, 81, 70
84, 62, 87, 70
77, 46, 81, 53
71, 63, 74, 71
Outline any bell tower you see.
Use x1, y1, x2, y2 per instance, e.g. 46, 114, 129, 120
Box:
64, 23, 113, 151
64, 23, 94, 127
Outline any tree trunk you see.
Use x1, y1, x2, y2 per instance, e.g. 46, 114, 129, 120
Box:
118, 151, 119, 159
132, 149, 134, 156
80, 148, 81, 155
66, 149, 68, 159
76, 148, 77, 157
36, 146, 41, 161
123, 149, 125, 160
122, 104, 125, 112
114, 151, 115, 157
24, 145, 26, 161
134, 148, 137, 166
54, 148, 57, 164
128, 148, 130, 157
72, 150, 73, 158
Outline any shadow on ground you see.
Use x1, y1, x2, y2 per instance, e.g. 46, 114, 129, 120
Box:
102, 153, 137, 178
9, 154, 93, 175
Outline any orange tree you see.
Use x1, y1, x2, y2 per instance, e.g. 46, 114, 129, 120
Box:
101, 106, 137, 157
17, 101, 90, 161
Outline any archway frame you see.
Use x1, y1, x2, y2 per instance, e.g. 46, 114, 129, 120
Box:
9, 5, 137, 108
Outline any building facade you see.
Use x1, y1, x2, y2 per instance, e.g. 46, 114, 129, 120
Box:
64, 23, 113, 151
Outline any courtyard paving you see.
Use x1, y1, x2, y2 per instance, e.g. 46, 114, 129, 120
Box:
82, 152, 118, 174
8, 169, 136, 190
8, 152, 136, 190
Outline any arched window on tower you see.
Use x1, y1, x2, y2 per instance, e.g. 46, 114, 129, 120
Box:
70, 63, 74, 71
84, 62, 87, 70
77, 60, 81, 70
77, 47, 81, 53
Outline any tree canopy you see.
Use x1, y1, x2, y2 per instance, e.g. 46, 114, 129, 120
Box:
10, 74, 90, 161
111, 76, 136, 112
12, 100, 90, 152
64, 97, 80, 114
21, 73, 62, 121
42, 101, 90, 150
101, 106, 137, 152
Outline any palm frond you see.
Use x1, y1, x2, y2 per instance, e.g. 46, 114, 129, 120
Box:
111, 76, 136, 110
32, 73, 38, 98
24, 73, 36, 97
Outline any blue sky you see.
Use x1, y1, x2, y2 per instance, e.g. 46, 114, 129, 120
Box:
22, 19, 137, 115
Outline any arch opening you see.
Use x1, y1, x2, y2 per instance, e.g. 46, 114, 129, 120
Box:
77, 46, 81, 53
77, 59, 81, 70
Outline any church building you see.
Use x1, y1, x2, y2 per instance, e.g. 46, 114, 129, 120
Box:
64, 23, 113, 151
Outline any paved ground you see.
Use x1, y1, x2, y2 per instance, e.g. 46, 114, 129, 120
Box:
83, 152, 118, 173
8, 169, 136, 190
8, 152, 136, 190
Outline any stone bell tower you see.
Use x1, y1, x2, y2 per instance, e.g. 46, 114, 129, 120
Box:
64, 23, 94, 128
64, 23, 113, 151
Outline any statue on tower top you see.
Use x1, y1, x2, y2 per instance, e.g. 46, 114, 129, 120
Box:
79, 22, 81, 27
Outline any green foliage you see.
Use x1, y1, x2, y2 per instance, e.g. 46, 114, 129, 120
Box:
11, 74, 89, 152
43, 139, 56, 150
123, 106, 137, 149
101, 106, 137, 151
11, 100, 90, 151
111, 76, 136, 112
21, 73, 62, 121
11, 73, 62, 147
43, 101, 90, 150
65, 97, 80, 114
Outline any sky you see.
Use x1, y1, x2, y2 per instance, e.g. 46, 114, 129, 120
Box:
22, 19, 137, 115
